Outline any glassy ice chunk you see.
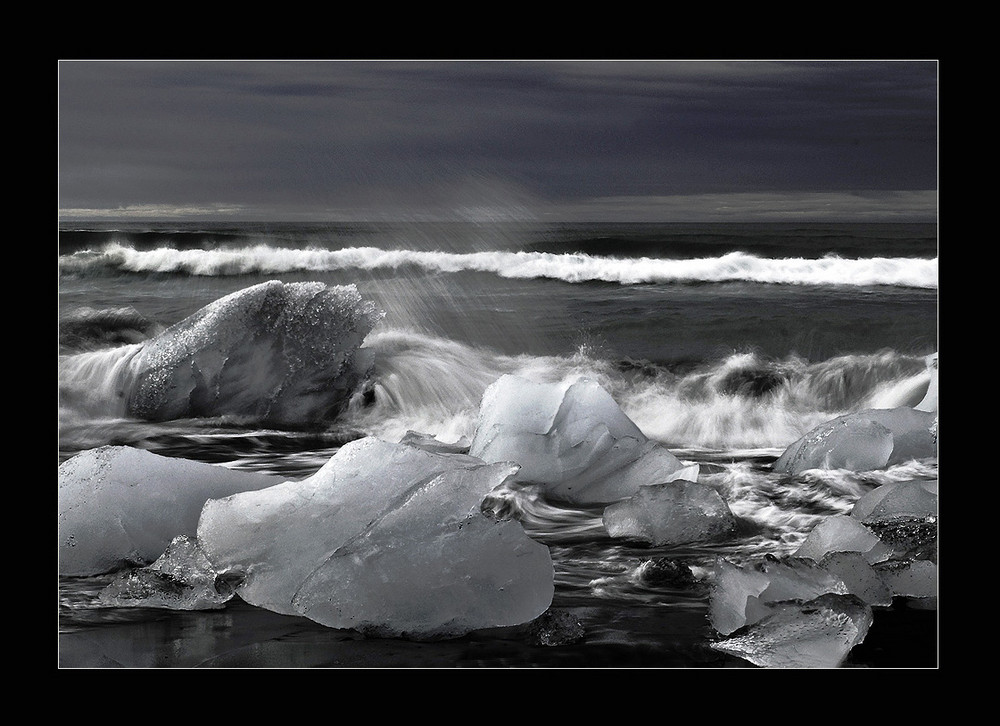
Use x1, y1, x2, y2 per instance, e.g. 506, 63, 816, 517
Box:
874, 559, 938, 601
711, 593, 873, 668
469, 375, 695, 505
198, 437, 488, 615
709, 556, 848, 636
59, 445, 281, 576
291, 479, 554, 639
198, 437, 551, 636
125, 280, 384, 426
851, 480, 938, 523
602, 480, 737, 546
818, 551, 894, 607
709, 558, 773, 636
98, 535, 234, 611
794, 515, 892, 564
774, 407, 937, 475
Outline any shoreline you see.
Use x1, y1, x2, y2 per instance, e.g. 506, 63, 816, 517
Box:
59, 595, 937, 669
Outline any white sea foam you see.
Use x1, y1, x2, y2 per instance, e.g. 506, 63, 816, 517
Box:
71, 243, 939, 289
338, 330, 935, 452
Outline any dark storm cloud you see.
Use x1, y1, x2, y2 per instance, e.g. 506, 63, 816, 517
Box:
57, 60, 938, 221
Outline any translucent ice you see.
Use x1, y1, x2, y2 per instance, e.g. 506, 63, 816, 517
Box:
58, 445, 281, 576
709, 556, 848, 636
874, 559, 938, 601
291, 466, 554, 638
602, 480, 737, 546
469, 375, 697, 505
818, 552, 893, 607
851, 479, 938, 523
98, 535, 235, 611
198, 437, 553, 637
793, 515, 892, 564
774, 407, 937, 475
125, 280, 384, 426
709, 558, 773, 636
711, 593, 873, 668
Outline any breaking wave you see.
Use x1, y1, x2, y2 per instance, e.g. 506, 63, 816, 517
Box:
59, 243, 938, 289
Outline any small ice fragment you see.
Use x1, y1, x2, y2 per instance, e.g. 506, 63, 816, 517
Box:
602, 480, 737, 546
98, 534, 234, 611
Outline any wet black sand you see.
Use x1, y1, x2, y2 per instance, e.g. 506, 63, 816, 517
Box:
58, 593, 937, 669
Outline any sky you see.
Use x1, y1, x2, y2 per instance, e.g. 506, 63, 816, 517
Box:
57, 60, 939, 223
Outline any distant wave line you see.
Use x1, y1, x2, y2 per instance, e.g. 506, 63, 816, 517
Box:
65, 243, 939, 289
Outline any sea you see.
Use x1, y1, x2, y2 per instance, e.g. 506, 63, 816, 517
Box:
57, 219, 939, 668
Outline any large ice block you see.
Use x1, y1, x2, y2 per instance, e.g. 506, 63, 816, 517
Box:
125, 280, 383, 426
469, 375, 696, 505
58, 445, 281, 576
197, 437, 553, 637
774, 407, 937, 475
291, 464, 554, 638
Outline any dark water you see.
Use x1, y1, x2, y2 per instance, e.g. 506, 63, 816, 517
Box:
57, 220, 939, 668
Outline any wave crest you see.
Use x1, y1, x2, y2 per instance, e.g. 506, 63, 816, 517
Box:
60, 243, 938, 289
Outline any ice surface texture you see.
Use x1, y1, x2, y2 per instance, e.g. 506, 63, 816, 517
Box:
710, 593, 873, 668
98, 535, 235, 611
125, 280, 383, 426
58, 445, 281, 576
197, 437, 554, 638
469, 375, 697, 505
602, 480, 737, 546
773, 407, 937, 475
852, 479, 938, 523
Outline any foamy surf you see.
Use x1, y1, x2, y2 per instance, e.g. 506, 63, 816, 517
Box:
60, 243, 939, 289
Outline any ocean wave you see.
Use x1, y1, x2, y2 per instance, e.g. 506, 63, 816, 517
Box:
59, 243, 939, 289
59, 325, 936, 464
59, 306, 164, 352
339, 331, 934, 450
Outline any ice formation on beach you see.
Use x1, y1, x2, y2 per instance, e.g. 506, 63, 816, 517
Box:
602, 480, 738, 546
197, 437, 553, 637
124, 280, 384, 426
468, 375, 697, 505
710, 593, 873, 668
794, 515, 892, 564
709, 556, 850, 637
851, 479, 938, 523
707, 473, 938, 666
58, 445, 280, 576
98, 535, 236, 611
290, 464, 554, 638
816, 552, 894, 607
773, 406, 937, 475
